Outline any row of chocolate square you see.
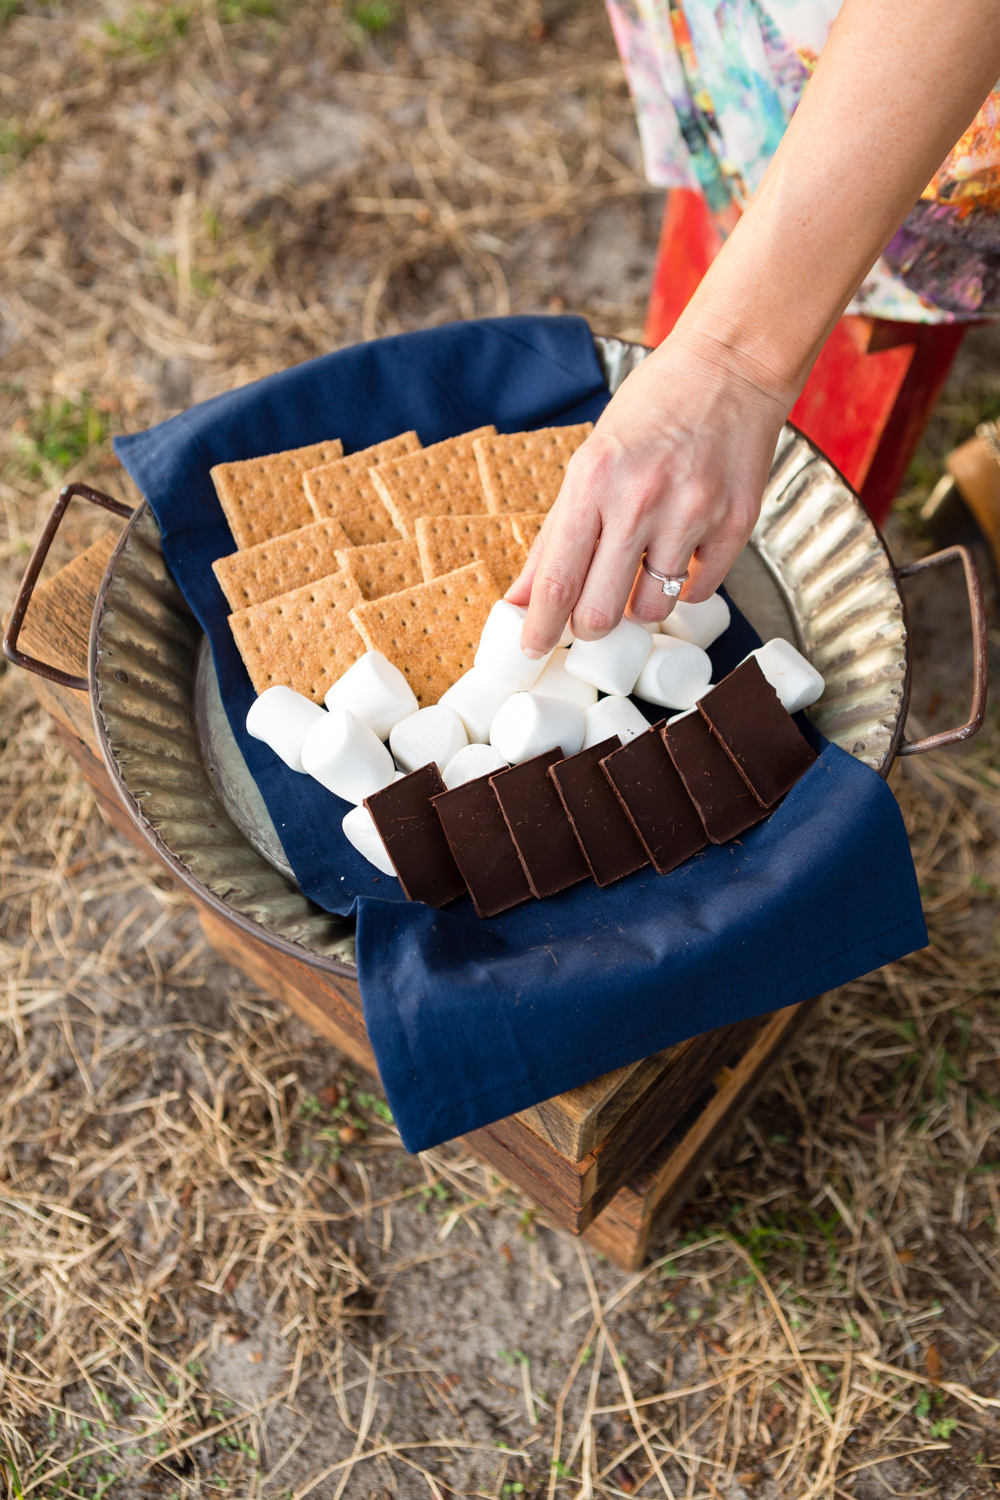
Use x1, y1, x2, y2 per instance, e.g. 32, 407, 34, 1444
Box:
364, 656, 818, 917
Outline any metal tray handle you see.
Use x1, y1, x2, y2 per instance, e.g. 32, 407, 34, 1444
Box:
3, 481, 133, 692
896, 544, 988, 756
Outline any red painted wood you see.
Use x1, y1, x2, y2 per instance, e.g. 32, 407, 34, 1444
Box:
644, 187, 722, 346
859, 322, 967, 524
644, 190, 965, 527
788, 318, 915, 504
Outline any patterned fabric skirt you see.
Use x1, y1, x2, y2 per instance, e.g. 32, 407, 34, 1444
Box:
606, 0, 1000, 321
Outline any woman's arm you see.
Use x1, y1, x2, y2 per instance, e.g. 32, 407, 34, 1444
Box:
509, 0, 1000, 656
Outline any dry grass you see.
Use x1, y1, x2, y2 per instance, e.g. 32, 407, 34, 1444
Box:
2, 0, 1000, 1495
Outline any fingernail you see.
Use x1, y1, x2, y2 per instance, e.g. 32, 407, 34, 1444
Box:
521, 645, 546, 660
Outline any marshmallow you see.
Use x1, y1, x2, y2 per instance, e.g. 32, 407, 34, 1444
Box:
474, 600, 552, 690
748, 638, 825, 714
634, 635, 713, 710
342, 803, 398, 876
557, 622, 574, 648
442, 742, 509, 790
531, 648, 598, 710
246, 686, 326, 773
639, 619, 662, 634
389, 704, 468, 774
438, 668, 514, 744
666, 706, 699, 725
661, 593, 731, 650
581, 695, 650, 750
324, 650, 418, 741
565, 618, 653, 697
490, 692, 585, 765
301, 707, 395, 804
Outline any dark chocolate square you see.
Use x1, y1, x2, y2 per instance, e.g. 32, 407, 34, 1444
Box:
600, 722, 707, 874
697, 657, 818, 806
663, 712, 767, 844
431, 773, 533, 918
364, 764, 467, 907
490, 752, 590, 899
548, 737, 649, 887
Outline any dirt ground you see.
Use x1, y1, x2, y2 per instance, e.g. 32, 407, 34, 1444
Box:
2, 2, 1000, 1496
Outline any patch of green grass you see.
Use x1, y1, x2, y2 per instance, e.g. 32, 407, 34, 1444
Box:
219, 0, 279, 17
13, 398, 107, 481
104, 1, 279, 56
0, 1450, 25, 1500
103, 4, 193, 56
0, 0, 23, 25
347, 0, 401, 35
0, 120, 46, 166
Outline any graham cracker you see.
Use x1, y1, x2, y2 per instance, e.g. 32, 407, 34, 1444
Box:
368, 426, 496, 540
414, 512, 531, 594
211, 438, 344, 549
510, 511, 550, 554
334, 538, 425, 600
212, 517, 352, 610
473, 423, 593, 515
228, 568, 365, 703
350, 560, 500, 707
303, 432, 421, 545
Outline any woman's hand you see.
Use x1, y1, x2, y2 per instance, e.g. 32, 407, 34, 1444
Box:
506, 329, 791, 657
507, 0, 1000, 659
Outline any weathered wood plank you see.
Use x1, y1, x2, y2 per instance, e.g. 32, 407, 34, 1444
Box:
582, 999, 820, 1268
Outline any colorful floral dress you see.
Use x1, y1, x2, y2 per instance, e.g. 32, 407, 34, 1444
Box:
606, 0, 1000, 320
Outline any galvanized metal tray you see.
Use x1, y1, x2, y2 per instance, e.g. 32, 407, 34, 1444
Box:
5, 336, 987, 979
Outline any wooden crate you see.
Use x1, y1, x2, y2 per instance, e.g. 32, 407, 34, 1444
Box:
14, 534, 815, 1271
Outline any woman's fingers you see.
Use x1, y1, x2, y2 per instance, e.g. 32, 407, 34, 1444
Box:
504, 513, 554, 609
518, 487, 603, 657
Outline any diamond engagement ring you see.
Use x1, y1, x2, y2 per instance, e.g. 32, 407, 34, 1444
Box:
641, 556, 689, 598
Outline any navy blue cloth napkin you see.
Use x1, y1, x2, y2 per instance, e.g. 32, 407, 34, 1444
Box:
115, 315, 927, 1154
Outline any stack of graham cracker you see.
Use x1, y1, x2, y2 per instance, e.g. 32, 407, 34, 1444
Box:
211, 422, 591, 710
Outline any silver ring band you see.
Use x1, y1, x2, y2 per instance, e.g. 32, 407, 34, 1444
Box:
641, 555, 689, 598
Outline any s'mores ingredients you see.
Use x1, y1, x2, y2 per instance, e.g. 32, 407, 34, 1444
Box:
368, 427, 496, 538
548, 738, 649, 888
245, 686, 326, 772
474, 599, 552, 691
441, 742, 509, 791
473, 423, 592, 515
414, 512, 529, 593
565, 617, 653, 697
323, 651, 418, 742
212, 517, 352, 610
303, 432, 421, 544
634, 634, 713, 710
438, 668, 514, 744
531, 648, 598, 709
697, 658, 817, 807
582, 696, 650, 750
342, 803, 398, 875
661, 593, 731, 650
211, 438, 344, 548
228, 568, 364, 702
364, 765, 468, 907
335, 538, 424, 600
389, 704, 468, 775
349, 560, 499, 707
301, 706, 395, 805
600, 725, 708, 874
489, 692, 585, 766
746, 638, 825, 714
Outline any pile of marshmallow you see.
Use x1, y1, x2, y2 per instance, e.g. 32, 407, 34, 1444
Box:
246, 591, 825, 879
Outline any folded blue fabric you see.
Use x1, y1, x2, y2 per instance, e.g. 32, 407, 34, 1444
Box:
115, 315, 927, 1153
